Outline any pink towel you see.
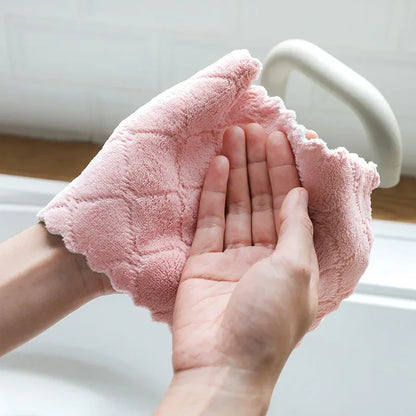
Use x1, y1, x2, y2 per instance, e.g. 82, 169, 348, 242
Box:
37, 50, 379, 329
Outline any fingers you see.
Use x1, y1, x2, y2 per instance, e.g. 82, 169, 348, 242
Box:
194, 124, 308, 255
190, 155, 229, 256
266, 131, 300, 235
305, 129, 318, 139
274, 187, 315, 267
245, 123, 276, 248
222, 126, 252, 248
274, 188, 318, 298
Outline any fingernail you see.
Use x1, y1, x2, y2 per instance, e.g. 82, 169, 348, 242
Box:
287, 188, 308, 210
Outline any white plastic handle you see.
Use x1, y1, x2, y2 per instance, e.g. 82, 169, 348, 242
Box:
260, 39, 402, 188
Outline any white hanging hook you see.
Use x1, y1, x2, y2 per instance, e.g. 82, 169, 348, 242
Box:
261, 39, 402, 188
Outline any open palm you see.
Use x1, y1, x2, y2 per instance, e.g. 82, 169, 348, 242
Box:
172, 124, 319, 378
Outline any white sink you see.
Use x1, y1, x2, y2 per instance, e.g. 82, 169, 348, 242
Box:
1, 174, 415, 415
0, 296, 172, 416
1, 351, 150, 415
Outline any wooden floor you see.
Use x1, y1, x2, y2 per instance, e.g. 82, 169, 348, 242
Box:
1, 134, 415, 223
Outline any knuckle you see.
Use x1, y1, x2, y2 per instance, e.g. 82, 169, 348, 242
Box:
252, 193, 272, 213
280, 211, 314, 240
277, 255, 312, 282
227, 199, 251, 215
271, 256, 313, 290
292, 263, 312, 282
197, 214, 224, 230
226, 239, 252, 249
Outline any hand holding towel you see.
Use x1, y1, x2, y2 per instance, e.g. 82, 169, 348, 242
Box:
38, 50, 379, 329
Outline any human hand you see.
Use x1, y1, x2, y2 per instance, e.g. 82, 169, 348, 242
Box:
156, 124, 319, 415
0, 222, 115, 356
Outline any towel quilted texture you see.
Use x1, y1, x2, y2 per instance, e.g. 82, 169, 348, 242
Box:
38, 50, 380, 328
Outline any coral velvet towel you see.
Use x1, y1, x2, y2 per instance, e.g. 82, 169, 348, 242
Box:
38, 50, 380, 329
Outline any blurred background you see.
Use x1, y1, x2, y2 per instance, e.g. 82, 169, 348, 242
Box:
0, 0, 415, 174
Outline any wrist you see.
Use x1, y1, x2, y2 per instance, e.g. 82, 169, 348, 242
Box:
155, 366, 274, 416
0, 223, 106, 355
70, 248, 114, 298
34, 223, 108, 300
37, 222, 111, 299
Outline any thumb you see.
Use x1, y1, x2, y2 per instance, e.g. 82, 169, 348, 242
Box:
275, 187, 314, 262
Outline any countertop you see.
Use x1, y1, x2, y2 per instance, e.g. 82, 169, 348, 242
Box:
1, 134, 415, 223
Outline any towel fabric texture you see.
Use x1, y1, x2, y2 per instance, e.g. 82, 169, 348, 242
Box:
38, 50, 380, 329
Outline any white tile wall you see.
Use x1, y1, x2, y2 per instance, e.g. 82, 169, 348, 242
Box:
0, 0, 415, 176
311, 52, 416, 118
89, 86, 156, 140
400, 0, 416, 51
81, 0, 239, 36
0, 1, 79, 19
0, 79, 90, 140
159, 35, 269, 89
6, 16, 159, 89
239, 0, 394, 49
